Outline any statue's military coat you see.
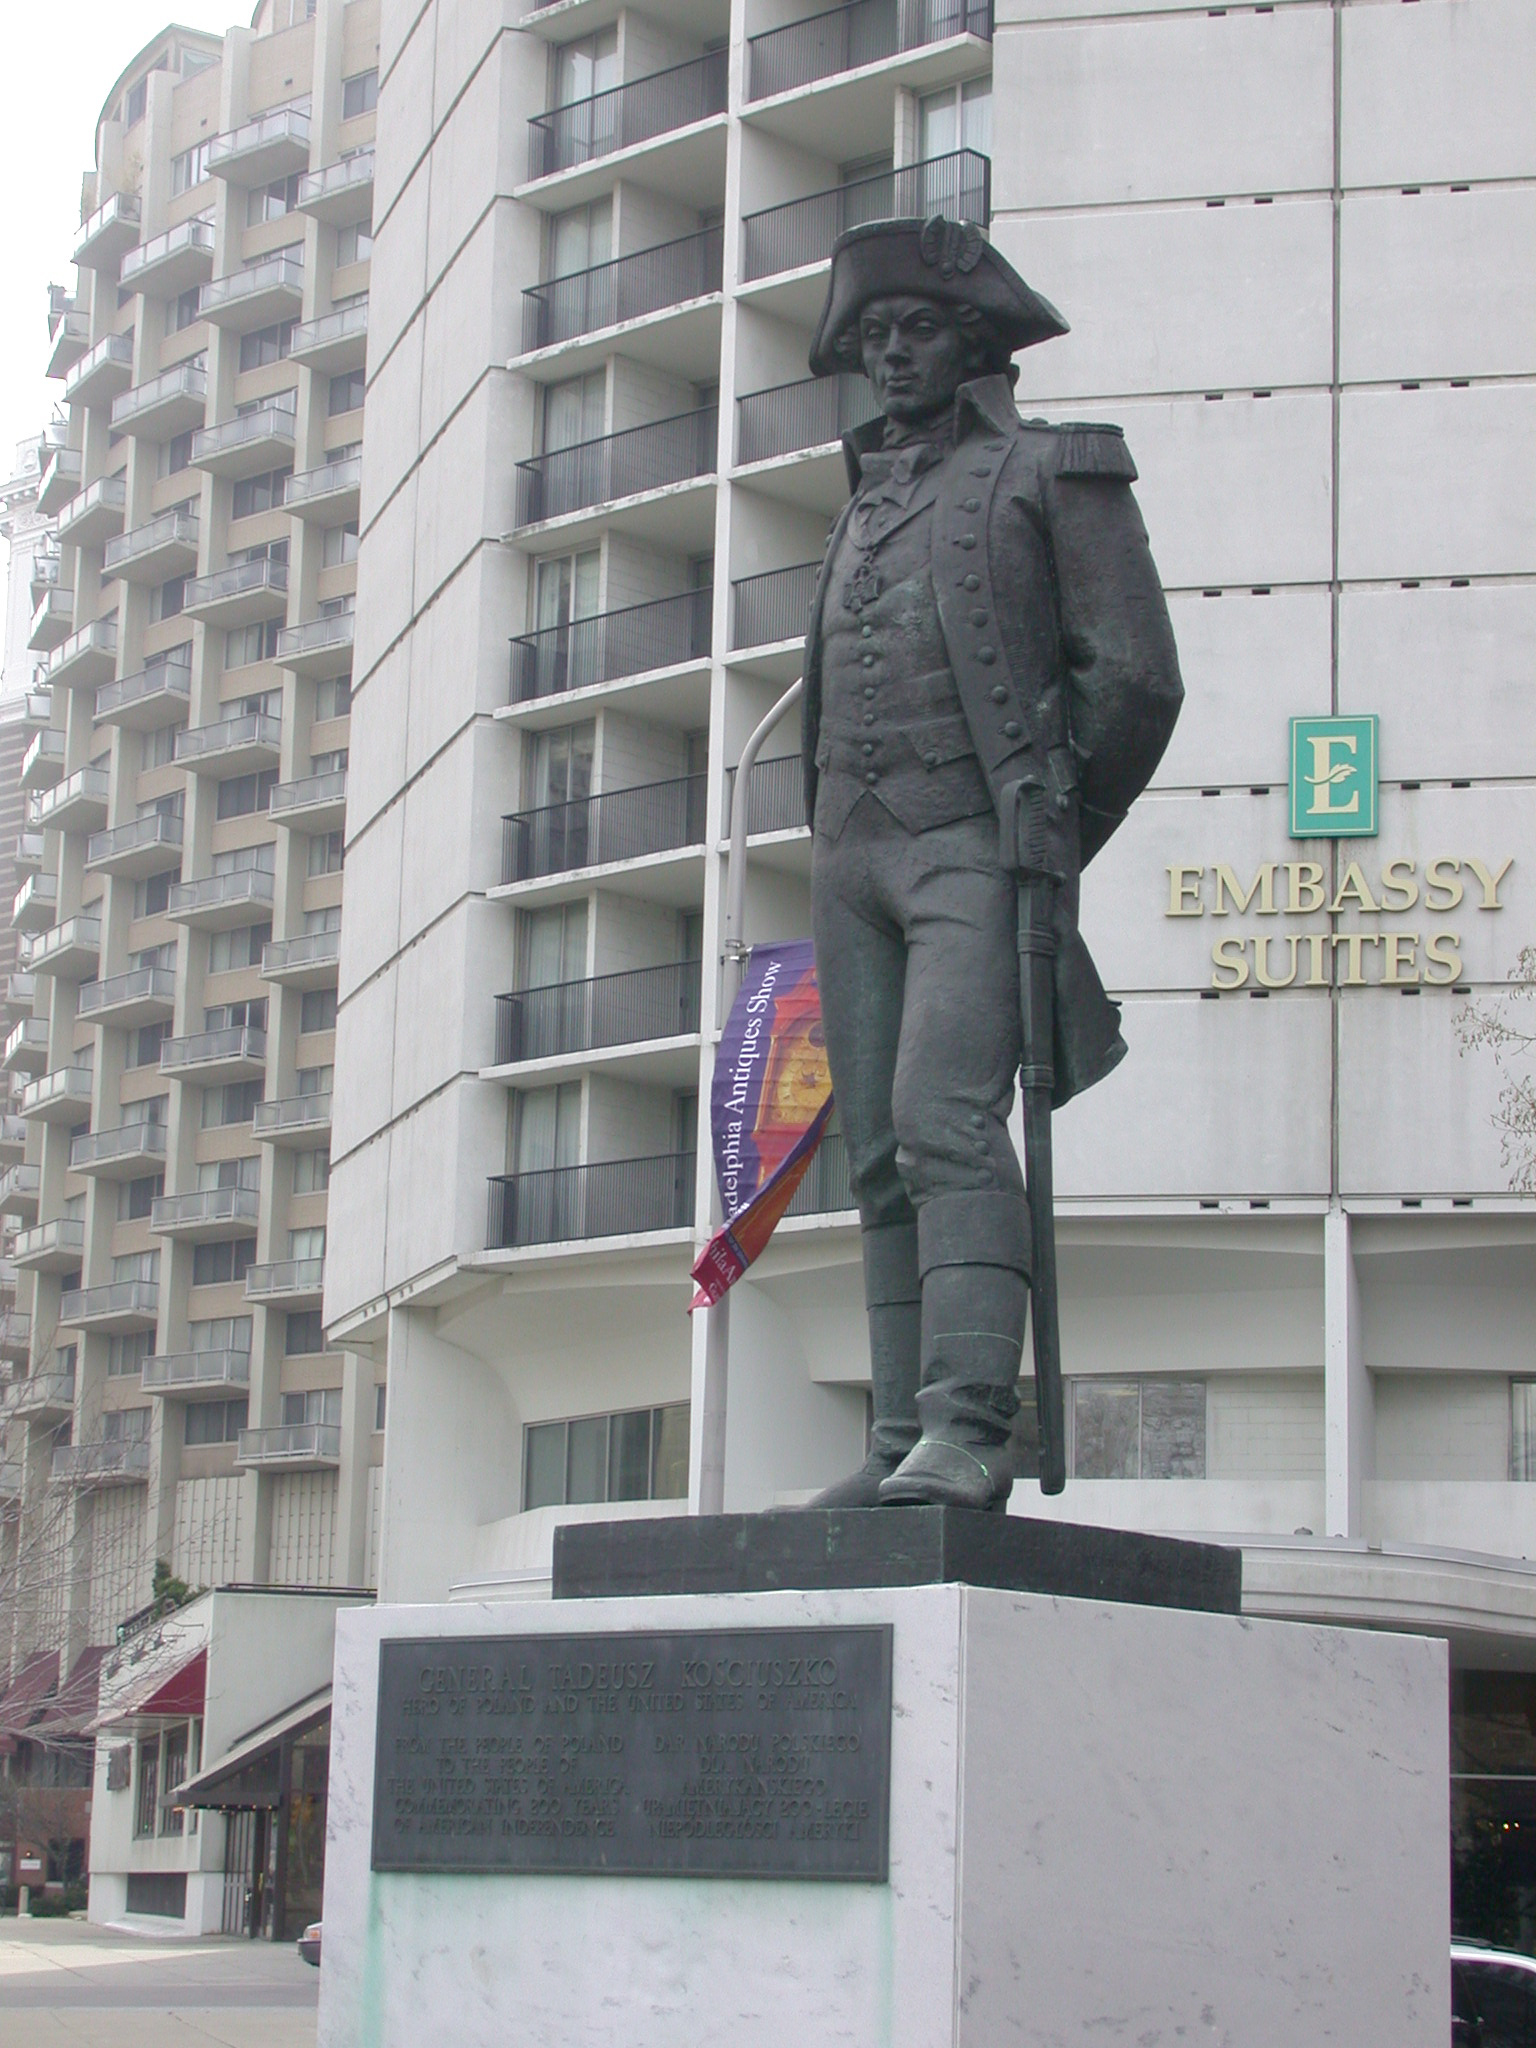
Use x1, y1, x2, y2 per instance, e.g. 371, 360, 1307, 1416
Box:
801, 373, 1184, 1107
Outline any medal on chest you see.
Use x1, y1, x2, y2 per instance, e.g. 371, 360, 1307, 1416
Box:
841, 556, 883, 616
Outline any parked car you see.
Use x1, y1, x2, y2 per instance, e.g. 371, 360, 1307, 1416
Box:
1453, 1941, 1536, 2044
298, 1922, 322, 1968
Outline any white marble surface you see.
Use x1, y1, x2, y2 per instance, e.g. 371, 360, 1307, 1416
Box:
317, 1585, 1448, 2047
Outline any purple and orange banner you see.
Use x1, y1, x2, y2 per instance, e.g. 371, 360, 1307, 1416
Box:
690, 941, 834, 1310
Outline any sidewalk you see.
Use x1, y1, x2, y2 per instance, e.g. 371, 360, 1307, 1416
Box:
0, 1914, 318, 2048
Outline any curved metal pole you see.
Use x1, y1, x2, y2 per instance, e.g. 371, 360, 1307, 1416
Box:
696, 675, 805, 1516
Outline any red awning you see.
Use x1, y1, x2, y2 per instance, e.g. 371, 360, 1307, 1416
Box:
33, 1646, 107, 1740
0, 1650, 60, 1737
94, 1646, 206, 1731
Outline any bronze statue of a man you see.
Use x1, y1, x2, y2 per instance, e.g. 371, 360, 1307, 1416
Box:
801, 216, 1183, 1513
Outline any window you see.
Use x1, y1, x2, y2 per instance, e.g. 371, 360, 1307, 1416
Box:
527, 721, 594, 811
514, 1081, 581, 1174
103, 1404, 151, 1441
226, 620, 281, 668
374, 1383, 387, 1431
1512, 1383, 1536, 1479
232, 468, 291, 519
314, 676, 351, 721
311, 749, 348, 778
159, 426, 196, 474
543, 372, 605, 454
555, 28, 618, 107
150, 577, 186, 623
201, 1080, 264, 1128
208, 922, 272, 973
246, 174, 302, 225
917, 76, 991, 162
134, 1739, 159, 1838
141, 724, 178, 771
297, 1064, 333, 1099
321, 521, 359, 567
286, 1309, 326, 1355
213, 843, 275, 879
160, 1724, 188, 1837
134, 872, 173, 919
126, 77, 149, 128
289, 1226, 326, 1261
300, 988, 338, 1034
185, 1397, 247, 1446
336, 222, 374, 267
523, 1403, 689, 1511
192, 1237, 257, 1286
304, 907, 341, 936
128, 1021, 170, 1070
548, 198, 611, 280
190, 1316, 252, 1353
282, 1387, 342, 1426
342, 68, 379, 118
117, 1176, 163, 1224
239, 322, 296, 371
307, 831, 344, 879
205, 998, 266, 1032
1069, 1379, 1206, 1481
293, 1148, 330, 1194
197, 1156, 260, 1193
171, 142, 211, 195
107, 1332, 151, 1379
521, 902, 588, 989
328, 369, 365, 417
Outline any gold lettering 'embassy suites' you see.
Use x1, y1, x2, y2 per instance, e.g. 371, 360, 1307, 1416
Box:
1164, 855, 1514, 989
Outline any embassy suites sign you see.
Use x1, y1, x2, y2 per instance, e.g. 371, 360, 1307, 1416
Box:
1165, 716, 1513, 991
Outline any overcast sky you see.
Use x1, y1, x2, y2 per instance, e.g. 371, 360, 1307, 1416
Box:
0, 3, 248, 500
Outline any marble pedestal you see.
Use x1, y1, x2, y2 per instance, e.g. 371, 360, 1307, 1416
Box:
318, 1583, 1448, 2046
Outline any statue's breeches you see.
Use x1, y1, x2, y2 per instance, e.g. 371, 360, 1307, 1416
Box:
811, 804, 1024, 1231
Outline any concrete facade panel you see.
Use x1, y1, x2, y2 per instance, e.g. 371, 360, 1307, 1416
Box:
336, 799, 405, 999
1341, 0, 1536, 190
352, 468, 418, 679
375, 3, 437, 231
344, 634, 411, 840
358, 308, 425, 531
1155, 589, 1332, 789
332, 959, 399, 1155
368, 158, 433, 379
1338, 993, 1516, 1198
324, 1124, 391, 1317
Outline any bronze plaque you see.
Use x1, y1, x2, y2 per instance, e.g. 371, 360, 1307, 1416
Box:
371, 1625, 892, 1881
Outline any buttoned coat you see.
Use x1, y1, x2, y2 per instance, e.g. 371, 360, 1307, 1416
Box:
801, 373, 1184, 1107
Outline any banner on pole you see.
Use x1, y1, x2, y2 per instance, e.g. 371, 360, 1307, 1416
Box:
690, 941, 834, 1310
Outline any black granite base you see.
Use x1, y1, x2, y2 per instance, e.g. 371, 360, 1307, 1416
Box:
552, 1508, 1241, 1614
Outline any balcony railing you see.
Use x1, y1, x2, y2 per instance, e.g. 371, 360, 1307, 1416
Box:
494, 959, 702, 1065
198, 255, 305, 325
0, 1162, 41, 1210
529, 51, 727, 179
737, 372, 879, 464
268, 767, 347, 821
120, 216, 216, 290
283, 453, 361, 516
289, 299, 368, 368
29, 917, 102, 980
78, 965, 177, 1020
17, 1070, 92, 1123
85, 811, 184, 872
510, 589, 711, 704
21, 731, 66, 788
7, 1367, 73, 1417
63, 331, 134, 407
52, 1438, 150, 1484
236, 1422, 340, 1467
516, 406, 716, 527
33, 764, 110, 830
142, 1349, 250, 1395
111, 363, 208, 435
151, 1186, 261, 1234
253, 1092, 332, 1140
244, 1257, 324, 1303
522, 226, 723, 354
14, 1216, 86, 1265
0, 1314, 33, 1360
70, 1122, 167, 1172
741, 148, 989, 282
174, 711, 282, 766
60, 1280, 159, 1328
74, 191, 141, 269
191, 404, 297, 469
502, 774, 706, 883
182, 557, 288, 617
103, 509, 200, 578
47, 619, 119, 688
209, 107, 311, 181
96, 653, 193, 725
747, 0, 991, 99
784, 1130, 854, 1215
262, 930, 340, 982
730, 561, 820, 649
297, 148, 374, 220
725, 753, 808, 836
275, 611, 354, 670
167, 868, 276, 921
488, 1150, 695, 1248
159, 1024, 266, 1075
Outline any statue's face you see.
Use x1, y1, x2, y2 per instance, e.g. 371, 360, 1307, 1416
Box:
857, 294, 970, 426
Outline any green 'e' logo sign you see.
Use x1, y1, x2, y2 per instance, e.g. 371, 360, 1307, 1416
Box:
1289, 715, 1378, 839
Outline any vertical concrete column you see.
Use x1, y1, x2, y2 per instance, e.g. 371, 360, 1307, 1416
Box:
1324, 1203, 1371, 1539
333, 1346, 374, 1585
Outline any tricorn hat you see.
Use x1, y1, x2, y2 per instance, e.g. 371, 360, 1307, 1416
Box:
808, 216, 1068, 378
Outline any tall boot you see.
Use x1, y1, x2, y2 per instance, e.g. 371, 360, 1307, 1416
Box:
878, 1190, 1029, 1512
806, 1220, 920, 1509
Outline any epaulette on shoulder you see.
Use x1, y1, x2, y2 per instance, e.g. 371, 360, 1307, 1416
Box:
1050, 421, 1137, 482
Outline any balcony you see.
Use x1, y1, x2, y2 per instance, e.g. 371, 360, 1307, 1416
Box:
253, 1092, 331, 1145
174, 711, 282, 775
235, 1422, 339, 1469
22, 690, 53, 731
9, 1369, 76, 1421
33, 764, 110, 834
209, 107, 311, 185
14, 832, 44, 873
85, 810, 184, 879
283, 453, 361, 524
167, 868, 275, 931
120, 217, 216, 296
501, 775, 706, 883
182, 558, 288, 627
151, 1186, 261, 1240
0, 1164, 42, 1220
0, 1313, 31, 1364
198, 255, 305, 333
297, 147, 374, 224
0, 1119, 26, 1162
37, 448, 83, 519
52, 1438, 151, 1485
70, 1122, 167, 1178
63, 332, 135, 409
143, 1349, 250, 1398
20, 731, 65, 792
60, 1280, 158, 1332
103, 509, 200, 584
527, 51, 727, 180
726, 753, 808, 836
47, 309, 90, 380
74, 191, 142, 271
2, 1023, 49, 1079
493, 959, 702, 1066
730, 561, 819, 650
514, 406, 716, 529
741, 148, 989, 284
0, 974, 38, 1014
784, 1131, 853, 1215
27, 588, 73, 653
30, 550, 61, 606
191, 404, 296, 479
521, 226, 722, 356
261, 930, 340, 990
11, 873, 58, 933
487, 1151, 695, 1249
78, 965, 177, 1027
244, 1258, 324, 1306
748, 0, 991, 100
34, 918, 107, 985
737, 372, 878, 466
268, 768, 346, 832
46, 619, 119, 693
17, 1069, 92, 1127
159, 1024, 266, 1081
95, 653, 192, 730
276, 611, 354, 678
111, 363, 207, 440
509, 589, 710, 707
13, 1216, 87, 1269
288, 299, 368, 374
56, 473, 127, 547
